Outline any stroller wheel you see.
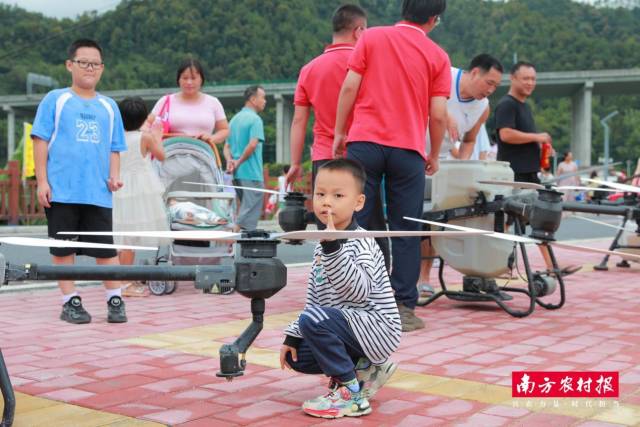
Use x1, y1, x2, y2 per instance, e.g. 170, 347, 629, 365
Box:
164, 281, 177, 295
148, 281, 167, 296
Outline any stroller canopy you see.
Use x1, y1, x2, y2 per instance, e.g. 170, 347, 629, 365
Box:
155, 136, 224, 195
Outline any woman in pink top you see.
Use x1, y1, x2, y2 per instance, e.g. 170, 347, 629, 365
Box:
152, 58, 229, 149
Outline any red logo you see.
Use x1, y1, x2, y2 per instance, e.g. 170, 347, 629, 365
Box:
512, 371, 618, 398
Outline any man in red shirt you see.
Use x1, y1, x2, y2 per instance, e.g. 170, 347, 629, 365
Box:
286, 4, 394, 266
334, 0, 450, 332
286, 4, 367, 185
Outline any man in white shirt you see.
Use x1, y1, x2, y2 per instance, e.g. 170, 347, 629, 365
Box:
420, 54, 503, 300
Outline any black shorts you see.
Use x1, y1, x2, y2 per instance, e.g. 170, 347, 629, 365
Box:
45, 202, 117, 258
514, 171, 541, 184
507, 171, 540, 227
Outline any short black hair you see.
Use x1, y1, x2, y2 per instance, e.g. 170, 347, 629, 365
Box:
401, 0, 446, 25
468, 53, 503, 74
332, 4, 367, 34
318, 158, 366, 192
68, 39, 102, 60
244, 85, 264, 102
177, 58, 206, 86
511, 61, 536, 75
118, 97, 148, 131
283, 164, 291, 174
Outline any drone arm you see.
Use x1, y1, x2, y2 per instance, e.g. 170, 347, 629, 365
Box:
562, 201, 632, 217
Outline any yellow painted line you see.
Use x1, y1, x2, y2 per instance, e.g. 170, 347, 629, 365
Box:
121, 304, 639, 426
0, 392, 163, 427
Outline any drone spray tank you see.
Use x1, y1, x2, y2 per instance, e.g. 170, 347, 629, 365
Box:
430, 160, 515, 278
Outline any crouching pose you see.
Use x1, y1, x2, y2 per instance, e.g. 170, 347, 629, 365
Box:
280, 159, 400, 418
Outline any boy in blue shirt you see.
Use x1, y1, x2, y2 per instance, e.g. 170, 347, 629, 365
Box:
32, 39, 127, 324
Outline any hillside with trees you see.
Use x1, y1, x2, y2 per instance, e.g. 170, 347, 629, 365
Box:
0, 0, 639, 165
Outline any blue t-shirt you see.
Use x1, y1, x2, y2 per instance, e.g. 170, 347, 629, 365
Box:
228, 107, 264, 182
31, 88, 126, 208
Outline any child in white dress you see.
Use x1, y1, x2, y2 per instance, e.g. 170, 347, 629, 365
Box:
114, 97, 169, 296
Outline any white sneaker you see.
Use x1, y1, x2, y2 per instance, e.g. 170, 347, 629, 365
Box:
356, 359, 398, 400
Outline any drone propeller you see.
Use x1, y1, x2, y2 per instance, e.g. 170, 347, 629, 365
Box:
0, 236, 157, 250
404, 217, 535, 244
60, 230, 242, 241
478, 180, 617, 193
582, 178, 640, 194
183, 181, 282, 195
478, 180, 543, 190
404, 217, 640, 262
275, 229, 489, 241
61, 228, 488, 242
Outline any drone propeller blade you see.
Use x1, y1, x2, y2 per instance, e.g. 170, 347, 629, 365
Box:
582, 179, 640, 194
571, 215, 628, 232
555, 185, 618, 193
275, 229, 489, 241
477, 180, 544, 190
59, 230, 242, 241
405, 217, 640, 262
0, 237, 157, 250
551, 241, 640, 262
404, 217, 536, 244
183, 181, 282, 195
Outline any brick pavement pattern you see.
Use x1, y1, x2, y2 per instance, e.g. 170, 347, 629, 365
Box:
0, 240, 639, 426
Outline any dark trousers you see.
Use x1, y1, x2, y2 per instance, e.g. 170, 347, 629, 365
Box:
347, 142, 425, 309
286, 306, 365, 383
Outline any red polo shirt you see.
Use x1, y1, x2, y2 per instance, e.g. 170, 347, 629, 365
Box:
294, 43, 355, 161
346, 22, 451, 160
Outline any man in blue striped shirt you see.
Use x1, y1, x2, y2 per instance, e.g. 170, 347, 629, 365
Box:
280, 159, 400, 419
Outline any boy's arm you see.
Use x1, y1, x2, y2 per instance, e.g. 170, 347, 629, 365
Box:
33, 137, 51, 208
108, 152, 123, 192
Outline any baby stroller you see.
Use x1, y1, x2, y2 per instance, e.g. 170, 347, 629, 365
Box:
146, 136, 236, 295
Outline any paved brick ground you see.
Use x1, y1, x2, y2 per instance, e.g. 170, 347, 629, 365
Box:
1, 239, 639, 426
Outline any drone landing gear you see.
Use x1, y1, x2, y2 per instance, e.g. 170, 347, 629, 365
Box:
417, 220, 566, 318
593, 217, 639, 271
217, 298, 264, 381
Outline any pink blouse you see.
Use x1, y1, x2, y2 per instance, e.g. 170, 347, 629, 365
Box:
152, 93, 226, 136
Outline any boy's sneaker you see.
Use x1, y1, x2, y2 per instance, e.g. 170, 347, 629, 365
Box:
107, 296, 127, 323
356, 359, 399, 400
60, 296, 92, 324
302, 383, 371, 418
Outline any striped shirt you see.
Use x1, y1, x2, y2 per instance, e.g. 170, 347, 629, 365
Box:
284, 229, 401, 364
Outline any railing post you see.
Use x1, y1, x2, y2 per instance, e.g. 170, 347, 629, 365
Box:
8, 160, 20, 225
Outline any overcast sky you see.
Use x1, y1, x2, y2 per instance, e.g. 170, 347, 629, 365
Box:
0, 0, 119, 19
